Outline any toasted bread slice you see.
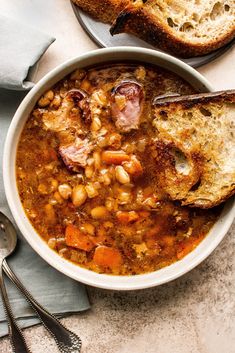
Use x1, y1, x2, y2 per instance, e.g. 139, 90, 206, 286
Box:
110, 0, 235, 57
71, 0, 129, 24
151, 90, 235, 208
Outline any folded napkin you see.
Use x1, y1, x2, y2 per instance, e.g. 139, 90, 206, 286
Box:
0, 18, 90, 338
0, 15, 55, 90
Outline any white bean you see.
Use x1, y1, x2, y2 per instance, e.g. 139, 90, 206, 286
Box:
58, 184, 72, 200
53, 191, 64, 204
50, 95, 61, 109
91, 116, 102, 131
93, 151, 101, 169
38, 90, 54, 107
85, 184, 99, 198
45, 90, 54, 101
103, 173, 111, 185
118, 191, 132, 204
85, 165, 94, 179
82, 223, 95, 235
72, 185, 87, 207
91, 206, 109, 219
115, 166, 130, 184
48, 238, 57, 249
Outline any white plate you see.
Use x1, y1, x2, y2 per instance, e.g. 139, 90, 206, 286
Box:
71, 2, 235, 68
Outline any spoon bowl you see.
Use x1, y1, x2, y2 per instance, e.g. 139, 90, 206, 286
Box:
0, 212, 17, 261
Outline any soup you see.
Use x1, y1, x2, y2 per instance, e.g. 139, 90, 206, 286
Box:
16, 63, 219, 275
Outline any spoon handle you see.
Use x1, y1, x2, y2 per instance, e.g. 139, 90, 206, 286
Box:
3, 260, 82, 353
0, 266, 31, 353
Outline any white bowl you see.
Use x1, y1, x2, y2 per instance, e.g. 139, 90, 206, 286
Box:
3, 47, 235, 290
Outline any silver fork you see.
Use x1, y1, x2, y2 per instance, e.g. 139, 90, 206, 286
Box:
3, 260, 82, 353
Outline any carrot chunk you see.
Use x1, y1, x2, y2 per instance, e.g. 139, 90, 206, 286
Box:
102, 150, 130, 165
123, 156, 143, 176
116, 211, 139, 224
65, 224, 94, 251
93, 246, 123, 270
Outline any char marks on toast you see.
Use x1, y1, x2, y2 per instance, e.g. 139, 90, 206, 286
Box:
151, 90, 235, 208
71, 0, 129, 24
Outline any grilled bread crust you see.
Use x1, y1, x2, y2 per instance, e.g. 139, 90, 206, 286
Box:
71, 0, 129, 23
151, 90, 235, 208
110, 0, 235, 57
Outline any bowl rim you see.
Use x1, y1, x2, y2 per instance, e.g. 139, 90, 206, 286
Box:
3, 47, 235, 290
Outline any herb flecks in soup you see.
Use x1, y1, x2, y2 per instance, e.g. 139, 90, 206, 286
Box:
16, 63, 219, 275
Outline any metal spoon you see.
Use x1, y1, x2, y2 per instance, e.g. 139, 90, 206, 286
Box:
0, 212, 31, 353
0, 212, 82, 353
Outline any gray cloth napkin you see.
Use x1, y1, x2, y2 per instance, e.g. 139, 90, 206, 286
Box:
0, 15, 55, 90
0, 18, 90, 337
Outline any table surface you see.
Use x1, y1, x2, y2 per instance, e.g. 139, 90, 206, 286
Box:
0, 0, 234, 352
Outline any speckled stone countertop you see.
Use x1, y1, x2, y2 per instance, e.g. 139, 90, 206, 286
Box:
0, 0, 234, 352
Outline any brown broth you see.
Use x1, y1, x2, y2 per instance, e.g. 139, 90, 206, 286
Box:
16, 63, 219, 275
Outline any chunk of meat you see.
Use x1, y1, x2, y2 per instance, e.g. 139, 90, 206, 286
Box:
93, 246, 123, 270
66, 89, 86, 103
111, 80, 144, 132
66, 89, 91, 123
42, 89, 90, 132
42, 98, 74, 132
65, 224, 95, 251
59, 137, 93, 172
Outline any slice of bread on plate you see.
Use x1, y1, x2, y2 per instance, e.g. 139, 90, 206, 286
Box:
110, 0, 235, 57
150, 90, 235, 208
71, 0, 129, 23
